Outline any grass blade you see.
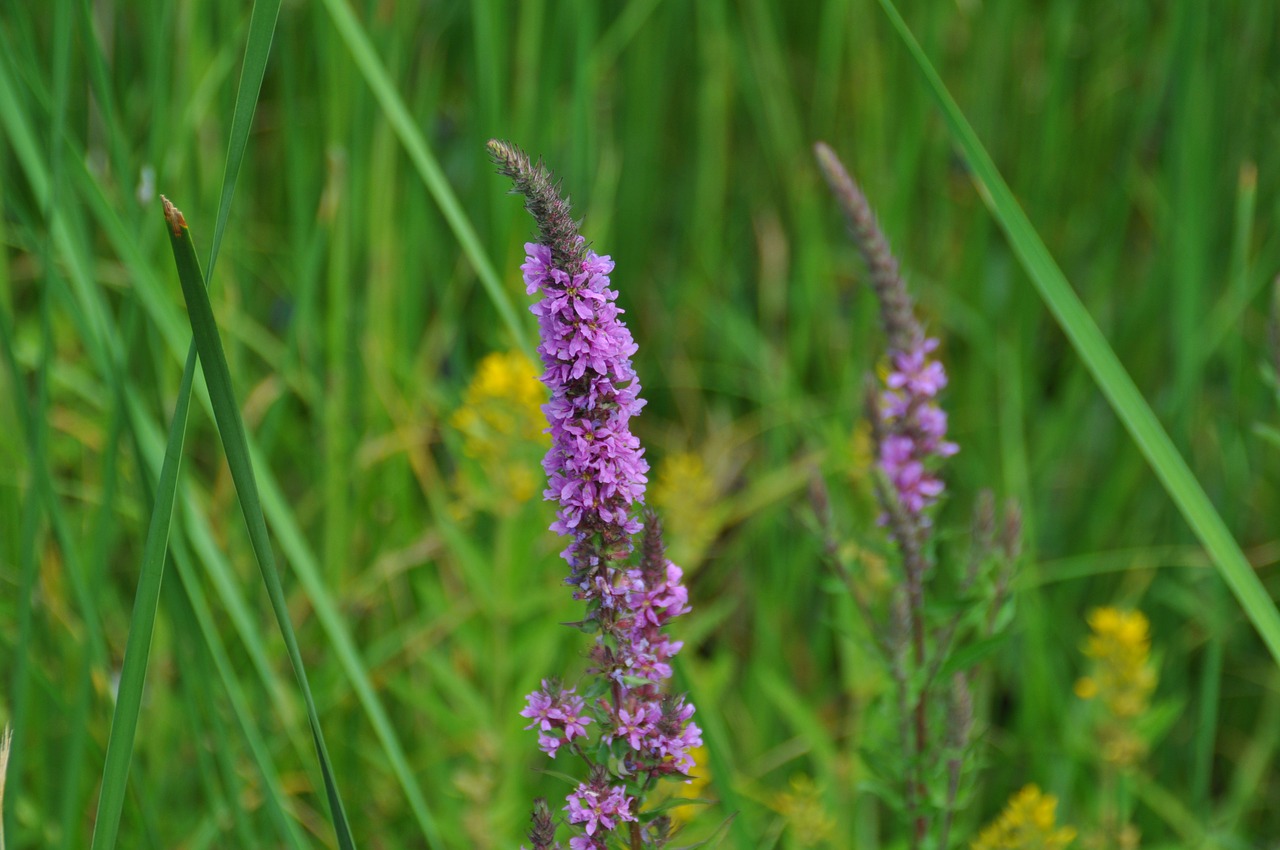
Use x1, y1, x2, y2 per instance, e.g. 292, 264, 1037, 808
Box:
250, 439, 447, 849
207, 0, 281, 281
161, 197, 356, 849
87, 1, 284, 843
316, 0, 530, 354
875, 0, 1280, 666
87, 355, 195, 850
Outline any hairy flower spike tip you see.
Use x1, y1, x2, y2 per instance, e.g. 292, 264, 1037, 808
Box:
488, 139, 587, 271
814, 142, 918, 352
526, 798, 560, 850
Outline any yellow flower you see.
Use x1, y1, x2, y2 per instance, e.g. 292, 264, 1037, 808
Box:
645, 745, 712, 826
449, 351, 547, 513
1074, 607, 1157, 767
770, 775, 836, 848
651, 451, 718, 565
971, 785, 1076, 850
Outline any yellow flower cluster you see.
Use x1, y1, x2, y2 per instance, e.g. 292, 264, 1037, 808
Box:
651, 451, 718, 566
1074, 607, 1157, 767
449, 351, 547, 512
971, 785, 1076, 850
771, 775, 836, 848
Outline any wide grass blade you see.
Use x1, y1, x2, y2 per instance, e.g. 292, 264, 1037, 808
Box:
875, 0, 1280, 667
162, 198, 357, 848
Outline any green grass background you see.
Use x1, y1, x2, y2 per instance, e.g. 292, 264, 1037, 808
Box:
2, 0, 1279, 847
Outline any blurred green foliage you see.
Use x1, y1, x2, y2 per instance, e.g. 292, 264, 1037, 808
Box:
2, 0, 1279, 847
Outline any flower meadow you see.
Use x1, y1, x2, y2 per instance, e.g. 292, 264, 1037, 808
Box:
4, 3, 1280, 850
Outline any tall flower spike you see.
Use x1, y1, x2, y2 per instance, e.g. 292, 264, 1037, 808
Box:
815, 142, 957, 524
491, 140, 701, 849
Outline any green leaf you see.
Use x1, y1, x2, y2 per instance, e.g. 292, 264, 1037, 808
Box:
162, 198, 356, 849
937, 634, 1005, 680
876, 0, 1280, 670
88, 2, 283, 845
206, 0, 281, 282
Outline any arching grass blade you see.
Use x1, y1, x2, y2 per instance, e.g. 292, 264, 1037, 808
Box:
876, 0, 1280, 667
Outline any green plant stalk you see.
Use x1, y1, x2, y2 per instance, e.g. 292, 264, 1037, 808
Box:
162, 197, 357, 849
92, 0, 300, 841
877, 0, 1280, 668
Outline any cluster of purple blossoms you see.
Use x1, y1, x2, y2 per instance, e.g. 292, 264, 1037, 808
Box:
522, 243, 649, 577
518, 236, 701, 841
520, 681, 592, 758
492, 140, 700, 849
878, 336, 958, 521
564, 773, 637, 850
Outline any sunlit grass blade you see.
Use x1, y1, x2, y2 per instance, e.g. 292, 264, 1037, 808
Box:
317, 0, 530, 354
876, 0, 1280, 667
162, 198, 357, 848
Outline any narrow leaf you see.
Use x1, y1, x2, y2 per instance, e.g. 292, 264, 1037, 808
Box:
162, 197, 357, 849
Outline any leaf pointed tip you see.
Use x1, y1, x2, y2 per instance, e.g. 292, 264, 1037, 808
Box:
161, 195, 187, 238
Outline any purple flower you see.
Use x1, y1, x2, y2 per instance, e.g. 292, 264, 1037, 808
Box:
612, 704, 660, 751
565, 781, 635, 836
521, 682, 592, 757
877, 336, 957, 520
523, 241, 649, 580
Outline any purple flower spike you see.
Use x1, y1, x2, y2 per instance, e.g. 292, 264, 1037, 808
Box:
814, 142, 958, 527
878, 336, 958, 521
523, 239, 651, 583
491, 139, 702, 848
